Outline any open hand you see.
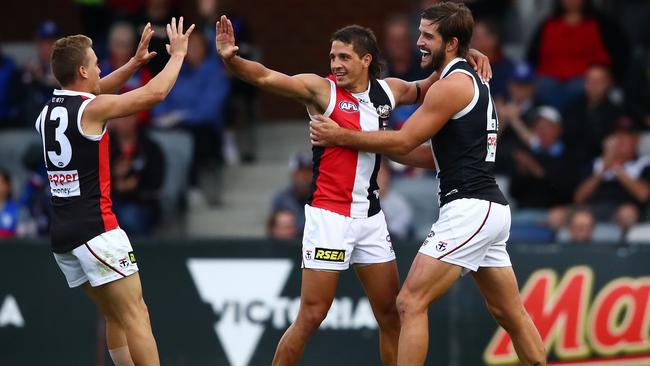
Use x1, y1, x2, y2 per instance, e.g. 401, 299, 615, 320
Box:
309, 115, 342, 147
133, 22, 157, 65
216, 15, 239, 60
466, 48, 492, 82
165, 17, 195, 57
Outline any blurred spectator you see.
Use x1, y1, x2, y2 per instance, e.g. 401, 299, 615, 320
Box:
378, 159, 413, 240
574, 119, 650, 231
109, 115, 165, 236
197, 0, 261, 165
267, 209, 299, 240
470, 17, 515, 101
0, 169, 18, 239
18, 144, 51, 237
567, 207, 596, 244
101, 22, 153, 123
563, 64, 623, 166
271, 152, 313, 234
383, 14, 429, 131
495, 62, 538, 175
527, 0, 629, 110
507, 106, 578, 218
0, 49, 21, 127
152, 32, 230, 203
130, 0, 178, 75
21, 20, 61, 123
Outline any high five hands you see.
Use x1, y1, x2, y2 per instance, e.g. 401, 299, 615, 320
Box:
165, 16, 195, 57
216, 15, 239, 60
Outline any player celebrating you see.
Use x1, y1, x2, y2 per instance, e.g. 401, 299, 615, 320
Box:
310, 3, 546, 366
36, 18, 194, 366
216, 15, 491, 366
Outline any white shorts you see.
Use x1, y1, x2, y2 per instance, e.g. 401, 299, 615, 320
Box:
53, 228, 139, 288
419, 198, 511, 275
301, 205, 396, 271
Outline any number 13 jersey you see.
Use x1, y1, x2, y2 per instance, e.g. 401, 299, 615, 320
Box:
35, 89, 118, 253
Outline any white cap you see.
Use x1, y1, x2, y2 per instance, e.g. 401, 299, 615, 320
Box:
536, 106, 562, 125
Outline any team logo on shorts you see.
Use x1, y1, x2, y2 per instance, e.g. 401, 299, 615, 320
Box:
314, 248, 345, 262
118, 257, 130, 268
422, 231, 435, 247
436, 241, 448, 252
339, 101, 359, 113
304, 249, 312, 261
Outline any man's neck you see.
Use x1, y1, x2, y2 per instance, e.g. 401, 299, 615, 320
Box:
62, 82, 93, 94
437, 54, 462, 77
346, 75, 370, 94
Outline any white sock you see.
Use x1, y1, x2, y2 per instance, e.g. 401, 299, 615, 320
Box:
109, 346, 135, 366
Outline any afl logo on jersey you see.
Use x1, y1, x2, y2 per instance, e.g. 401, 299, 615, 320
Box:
339, 101, 359, 113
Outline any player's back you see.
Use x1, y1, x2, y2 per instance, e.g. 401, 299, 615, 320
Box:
35, 89, 118, 253
432, 58, 507, 207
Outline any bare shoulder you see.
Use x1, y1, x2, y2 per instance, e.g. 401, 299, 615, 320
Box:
293, 73, 330, 88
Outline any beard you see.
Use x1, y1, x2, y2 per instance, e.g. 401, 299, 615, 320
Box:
420, 46, 446, 72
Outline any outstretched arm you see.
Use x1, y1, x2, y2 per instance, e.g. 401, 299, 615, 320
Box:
83, 17, 194, 133
99, 23, 158, 94
216, 15, 328, 107
386, 48, 492, 106
310, 73, 474, 155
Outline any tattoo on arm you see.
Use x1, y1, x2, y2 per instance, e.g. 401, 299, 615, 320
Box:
414, 82, 421, 104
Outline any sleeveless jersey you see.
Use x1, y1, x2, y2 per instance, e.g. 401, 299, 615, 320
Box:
308, 77, 395, 218
432, 58, 508, 207
35, 89, 118, 253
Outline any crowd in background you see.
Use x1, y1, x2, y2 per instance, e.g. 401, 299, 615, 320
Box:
1, 0, 649, 245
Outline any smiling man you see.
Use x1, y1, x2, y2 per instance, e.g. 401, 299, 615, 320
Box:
216, 15, 491, 366
310, 3, 546, 366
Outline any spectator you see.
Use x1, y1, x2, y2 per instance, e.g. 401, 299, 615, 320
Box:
18, 144, 51, 237
527, 0, 629, 110
152, 32, 230, 203
563, 64, 623, 166
21, 21, 61, 122
101, 22, 153, 124
574, 118, 650, 231
109, 114, 165, 236
383, 14, 429, 131
495, 62, 538, 175
377, 159, 413, 240
197, 0, 261, 165
470, 17, 515, 101
507, 106, 579, 223
0, 169, 18, 239
130, 0, 178, 75
567, 207, 596, 244
0, 49, 21, 127
271, 152, 313, 234
267, 209, 299, 240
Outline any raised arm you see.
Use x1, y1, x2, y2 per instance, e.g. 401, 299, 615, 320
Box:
216, 15, 329, 109
310, 73, 474, 155
83, 17, 194, 133
385, 48, 492, 106
98, 23, 158, 94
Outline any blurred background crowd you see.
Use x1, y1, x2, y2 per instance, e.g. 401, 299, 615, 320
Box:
1, 0, 649, 245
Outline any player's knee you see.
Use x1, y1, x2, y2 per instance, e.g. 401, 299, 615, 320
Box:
396, 289, 421, 319
486, 301, 525, 329
298, 305, 329, 333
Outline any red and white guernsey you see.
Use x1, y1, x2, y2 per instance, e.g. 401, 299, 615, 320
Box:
308, 76, 396, 218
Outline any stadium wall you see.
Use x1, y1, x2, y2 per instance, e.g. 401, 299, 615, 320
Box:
1, 241, 649, 366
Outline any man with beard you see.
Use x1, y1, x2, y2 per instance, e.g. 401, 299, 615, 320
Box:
310, 3, 546, 365
216, 15, 491, 366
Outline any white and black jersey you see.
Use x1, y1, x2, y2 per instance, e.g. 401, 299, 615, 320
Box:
35, 89, 119, 253
432, 58, 508, 207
